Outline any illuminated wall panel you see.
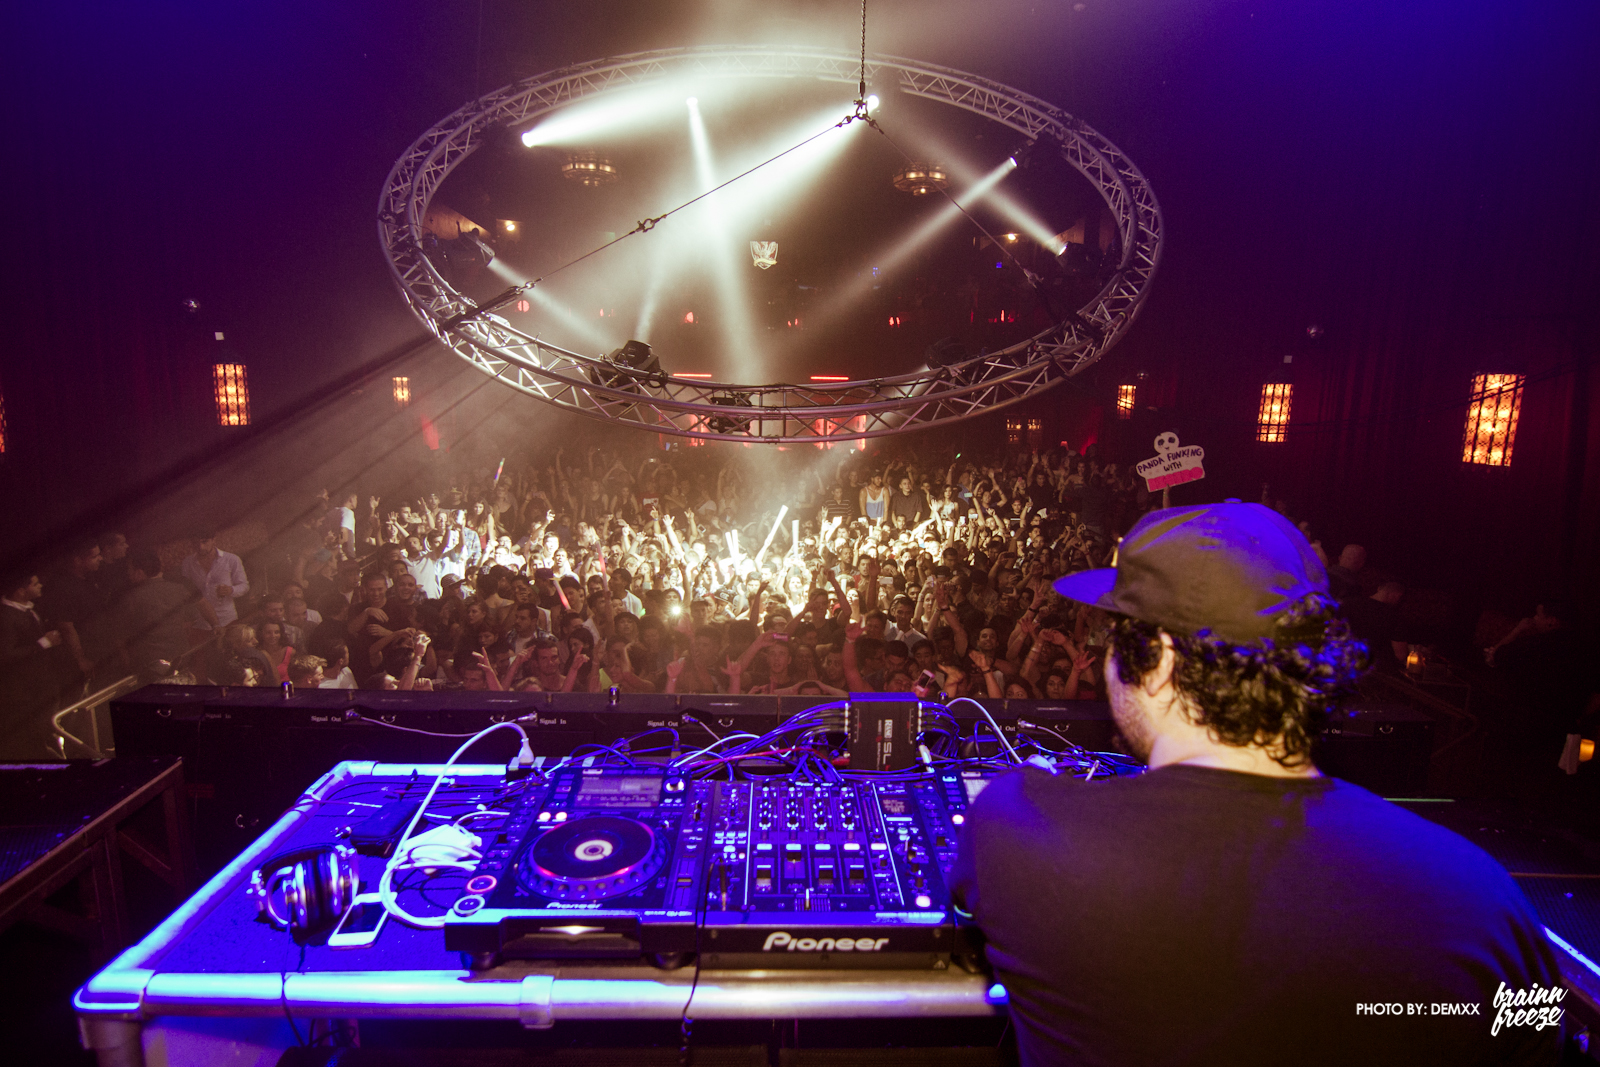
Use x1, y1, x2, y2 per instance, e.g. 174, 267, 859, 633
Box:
212, 364, 250, 426
1461, 373, 1524, 466
1256, 383, 1292, 443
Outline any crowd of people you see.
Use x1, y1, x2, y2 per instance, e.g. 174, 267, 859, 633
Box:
0, 440, 1146, 746
5, 431, 1526, 758
204, 441, 1147, 703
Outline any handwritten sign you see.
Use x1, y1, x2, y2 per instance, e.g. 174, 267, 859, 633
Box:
1136, 432, 1206, 492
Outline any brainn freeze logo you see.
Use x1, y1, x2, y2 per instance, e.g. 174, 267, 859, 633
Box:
1489, 981, 1564, 1036
1355, 981, 1563, 1035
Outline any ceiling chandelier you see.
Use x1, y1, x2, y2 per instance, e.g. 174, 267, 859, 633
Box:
560, 151, 619, 186
891, 161, 949, 196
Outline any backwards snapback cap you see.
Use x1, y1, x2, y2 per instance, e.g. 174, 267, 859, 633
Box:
1052, 502, 1327, 644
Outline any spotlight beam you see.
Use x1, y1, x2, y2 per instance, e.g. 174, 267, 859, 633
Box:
796, 157, 1019, 332
899, 127, 1065, 253
694, 102, 865, 229
686, 97, 761, 369
488, 261, 615, 351
520, 78, 700, 147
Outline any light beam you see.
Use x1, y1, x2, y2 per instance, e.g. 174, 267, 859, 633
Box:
902, 129, 1066, 254
488, 261, 615, 351
520, 78, 701, 147
686, 97, 761, 369
800, 157, 1020, 329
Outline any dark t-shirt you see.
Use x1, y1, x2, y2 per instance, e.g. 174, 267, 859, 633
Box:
1077, 481, 1111, 529
952, 765, 1562, 1066
40, 572, 107, 658
115, 577, 197, 675
201, 644, 274, 686
889, 491, 925, 524
349, 600, 415, 674
821, 498, 855, 522
307, 617, 349, 660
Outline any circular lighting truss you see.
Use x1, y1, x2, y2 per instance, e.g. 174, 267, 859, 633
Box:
378, 47, 1163, 444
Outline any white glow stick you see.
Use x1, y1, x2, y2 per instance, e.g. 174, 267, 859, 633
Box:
754, 505, 789, 566
791, 519, 800, 556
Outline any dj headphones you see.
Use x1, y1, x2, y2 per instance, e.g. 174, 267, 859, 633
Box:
248, 844, 359, 936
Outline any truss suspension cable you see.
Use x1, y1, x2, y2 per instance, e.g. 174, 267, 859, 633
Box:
858, 0, 869, 105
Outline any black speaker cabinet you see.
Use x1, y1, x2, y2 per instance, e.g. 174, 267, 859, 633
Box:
1313, 703, 1436, 796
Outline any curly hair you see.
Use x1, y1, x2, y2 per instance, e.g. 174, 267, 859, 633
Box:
1108, 594, 1367, 769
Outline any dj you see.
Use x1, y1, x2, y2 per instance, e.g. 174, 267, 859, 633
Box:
952, 503, 1562, 1065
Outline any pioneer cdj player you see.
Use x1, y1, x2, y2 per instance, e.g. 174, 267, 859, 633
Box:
445, 765, 707, 967
444, 766, 993, 970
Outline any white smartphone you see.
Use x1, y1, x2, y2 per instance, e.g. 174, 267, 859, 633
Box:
328, 892, 388, 949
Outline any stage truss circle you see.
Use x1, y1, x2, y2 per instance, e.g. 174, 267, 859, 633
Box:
378, 47, 1162, 444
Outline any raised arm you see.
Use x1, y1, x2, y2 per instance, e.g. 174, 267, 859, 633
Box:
934, 582, 967, 656
398, 634, 432, 690
734, 630, 776, 676
841, 621, 872, 692
861, 555, 881, 614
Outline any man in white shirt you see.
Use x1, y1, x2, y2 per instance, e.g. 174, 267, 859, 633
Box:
315, 640, 357, 689
326, 493, 357, 554
885, 595, 927, 647
609, 567, 645, 618
181, 532, 249, 634
408, 531, 457, 600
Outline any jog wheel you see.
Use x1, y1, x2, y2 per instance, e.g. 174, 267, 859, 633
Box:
519, 816, 665, 899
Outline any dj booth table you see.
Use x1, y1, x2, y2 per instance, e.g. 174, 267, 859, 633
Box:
74, 760, 1000, 1067
79, 687, 1600, 1065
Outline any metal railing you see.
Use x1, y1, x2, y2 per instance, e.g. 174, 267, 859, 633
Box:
51, 674, 141, 759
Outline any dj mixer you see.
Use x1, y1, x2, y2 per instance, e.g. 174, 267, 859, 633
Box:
444, 765, 993, 971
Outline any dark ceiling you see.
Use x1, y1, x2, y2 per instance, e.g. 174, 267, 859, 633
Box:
3, 0, 1598, 600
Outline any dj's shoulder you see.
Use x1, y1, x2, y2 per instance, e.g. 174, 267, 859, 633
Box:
964, 764, 1086, 822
